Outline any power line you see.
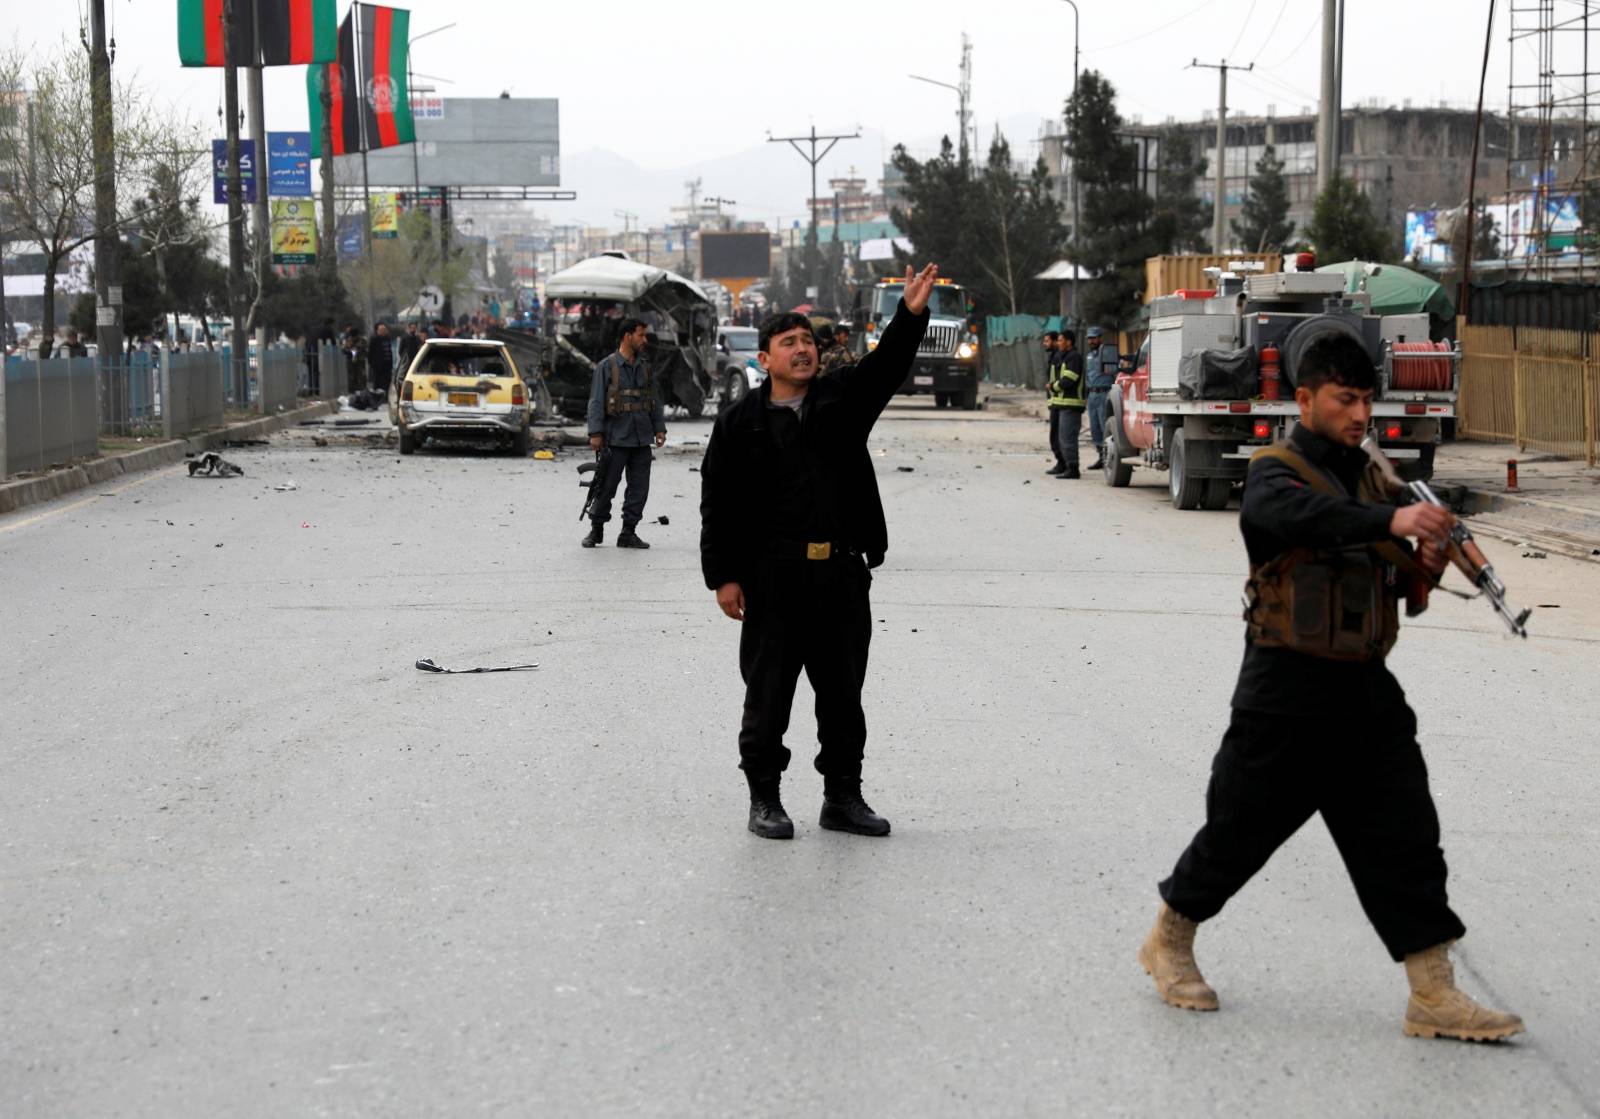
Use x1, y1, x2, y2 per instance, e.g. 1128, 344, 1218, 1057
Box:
1084, 0, 1218, 52
1249, 0, 1292, 65
1227, 0, 1260, 60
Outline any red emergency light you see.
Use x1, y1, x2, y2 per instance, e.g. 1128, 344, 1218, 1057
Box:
1253, 420, 1272, 439
1384, 423, 1403, 439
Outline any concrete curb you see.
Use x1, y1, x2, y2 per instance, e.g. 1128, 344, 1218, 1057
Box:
1458, 487, 1600, 563
0, 401, 335, 518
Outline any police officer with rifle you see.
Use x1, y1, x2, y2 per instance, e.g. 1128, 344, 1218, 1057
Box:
1139, 333, 1526, 1043
582, 318, 666, 550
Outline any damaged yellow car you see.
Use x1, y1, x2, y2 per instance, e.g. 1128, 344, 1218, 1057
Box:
388, 338, 532, 456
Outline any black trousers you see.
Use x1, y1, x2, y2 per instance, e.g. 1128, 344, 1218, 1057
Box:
737, 556, 873, 782
1159, 707, 1467, 961
589, 445, 651, 529
1048, 406, 1065, 468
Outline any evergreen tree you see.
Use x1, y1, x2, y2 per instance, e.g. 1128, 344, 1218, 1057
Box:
1151, 125, 1211, 254
1306, 175, 1393, 263
1231, 144, 1295, 253
1066, 70, 1157, 327
971, 134, 1066, 315
890, 136, 977, 291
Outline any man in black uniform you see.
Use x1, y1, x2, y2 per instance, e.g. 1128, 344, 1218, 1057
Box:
1041, 332, 1063, 475
1139, 334, 1524, 1042
583, 318, 666, 550
699, 263, 937, 840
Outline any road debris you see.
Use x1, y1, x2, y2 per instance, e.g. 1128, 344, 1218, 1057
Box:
273, 480, 298, 492
654, 515, 670, 525
415, 658, 539, 674
897, 466, 915, 473
533, 449, 556, 461
188, 452, 244, 477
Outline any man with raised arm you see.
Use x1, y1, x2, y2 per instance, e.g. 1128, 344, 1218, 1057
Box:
699, 264, 937, 840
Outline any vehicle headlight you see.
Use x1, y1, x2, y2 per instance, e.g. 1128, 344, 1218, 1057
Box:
957, 341, 977, 360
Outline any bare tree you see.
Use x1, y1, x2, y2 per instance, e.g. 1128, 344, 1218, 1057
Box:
0, 37, 158, 357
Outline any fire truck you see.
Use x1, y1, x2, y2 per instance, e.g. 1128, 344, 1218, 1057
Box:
859, 277, 982, 409
1102, 265, 1458, 509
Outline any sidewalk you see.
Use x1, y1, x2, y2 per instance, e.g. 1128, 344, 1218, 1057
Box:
1433, 440, 1600, 562
0, 400, 335, 517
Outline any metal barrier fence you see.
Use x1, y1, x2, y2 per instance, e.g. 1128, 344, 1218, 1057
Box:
985, 341, 1052, 390
314, 342, 349, 399
2, 354, 99, 475
162, 348, 227, 439
1458, 321, 1599, 466
100, 351, 163, 436
260, 347, 303, 414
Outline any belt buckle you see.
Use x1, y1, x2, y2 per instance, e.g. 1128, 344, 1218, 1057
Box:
806, 542, 832, 561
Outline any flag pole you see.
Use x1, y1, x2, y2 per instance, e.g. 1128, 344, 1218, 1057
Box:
355, 3, 377, 336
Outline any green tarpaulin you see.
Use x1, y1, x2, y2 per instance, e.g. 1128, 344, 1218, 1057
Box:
1315, 260, 1456, 320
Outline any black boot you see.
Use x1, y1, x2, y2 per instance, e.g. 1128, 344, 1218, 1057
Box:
1058, 467, 1080, 480
616, 528, 650, 549
1086, 457, 1105, 471
820, 778, 890, 836
1047, 464, 1066, 476
581, 523, 603, 548
747, 776, 794, 840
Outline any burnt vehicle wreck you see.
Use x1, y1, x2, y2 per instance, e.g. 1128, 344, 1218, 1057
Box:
493, 253, 717, 420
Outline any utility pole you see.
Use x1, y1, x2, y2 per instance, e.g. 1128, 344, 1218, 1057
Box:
909, 32, 973, 168
707, 196, 736, 230
246, 0, 269, 387
318, 68, 337, 285
1190, 59, 1251, 253
87, 0, 123, 373
223, 0, 248, 404
1061, 0, 1080, 323
1317, 0, 1339, 194
613, 209, 637, 254
767, 125, 859, 295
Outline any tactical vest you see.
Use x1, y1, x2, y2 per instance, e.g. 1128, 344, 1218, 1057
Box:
605, 354, 654, 416
1243, 444, 1429, 663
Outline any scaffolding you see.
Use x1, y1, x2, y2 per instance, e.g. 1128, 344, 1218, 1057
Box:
1504, 0, 1600, 280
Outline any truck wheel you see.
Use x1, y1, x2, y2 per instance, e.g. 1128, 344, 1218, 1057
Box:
1103, 437, 1133, 487
959, 386, 979, 410
933, 392, 948, 409
1168, 430, 1204, 510
1107, 391, 1137, 458
399, 425, 416, 455
1201, 477, 1232, 510
723, 370, 748, 409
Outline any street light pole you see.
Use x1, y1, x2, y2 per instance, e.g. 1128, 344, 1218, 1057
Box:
1060, 0, 1080, 324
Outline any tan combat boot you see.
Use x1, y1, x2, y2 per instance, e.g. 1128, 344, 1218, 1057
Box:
1402, 942, 1525, 1042
1138, 903, 1219, 1011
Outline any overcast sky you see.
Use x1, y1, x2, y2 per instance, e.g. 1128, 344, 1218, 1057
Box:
13, 1, 1570, 226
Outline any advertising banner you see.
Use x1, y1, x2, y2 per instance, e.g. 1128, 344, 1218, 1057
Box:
268, 131, 313, 197
370, 191, 399, 239
271, 199, 318, 265
212, 138, 258, 204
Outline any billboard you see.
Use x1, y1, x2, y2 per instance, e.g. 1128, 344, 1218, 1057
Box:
334, 97, 559, 188
268, 131, 312, 197
700, 232, 771, 280
212, 138, 258, 204
370, 192, 399, 238
271, 199, 317, 265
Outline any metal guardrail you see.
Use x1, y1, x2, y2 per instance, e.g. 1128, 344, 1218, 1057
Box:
2, 354, 99, 475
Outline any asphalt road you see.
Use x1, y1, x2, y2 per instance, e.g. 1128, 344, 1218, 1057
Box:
3, 402, 1597, 1118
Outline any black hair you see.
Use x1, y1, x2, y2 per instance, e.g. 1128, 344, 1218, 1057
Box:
1060, 329, 1076, 347
1296, 334, 1376, 393
1042, 330, 1059, 342
759, 312, 815, 353
834, 322, 851, 335
618, 317, 646, 336
816, 323, 836, 345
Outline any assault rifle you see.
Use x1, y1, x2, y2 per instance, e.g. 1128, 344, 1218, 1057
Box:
577, 446, 610, 521
1361, 437, 1531, 638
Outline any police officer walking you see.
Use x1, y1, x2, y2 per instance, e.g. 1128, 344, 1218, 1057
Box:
583, 318, 666, 550
1138, 334, 1524, 1042
699, 263, 938, 840
1084, 326, 1117, 472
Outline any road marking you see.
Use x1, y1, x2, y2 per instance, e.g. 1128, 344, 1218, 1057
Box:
0, 465, 182, 535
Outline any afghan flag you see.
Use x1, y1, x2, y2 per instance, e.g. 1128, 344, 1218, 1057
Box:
259, 0, 337, 66
307, 12, 361, 158
178, 0, 335, 67
177, 0, 252, 67
355, 3, 415, 151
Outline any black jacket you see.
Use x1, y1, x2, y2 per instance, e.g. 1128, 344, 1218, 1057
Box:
699, 300, 930, 591
1232, 422, 1410, 715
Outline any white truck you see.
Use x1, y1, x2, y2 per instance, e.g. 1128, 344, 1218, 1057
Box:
1103, 270, 1458, 509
